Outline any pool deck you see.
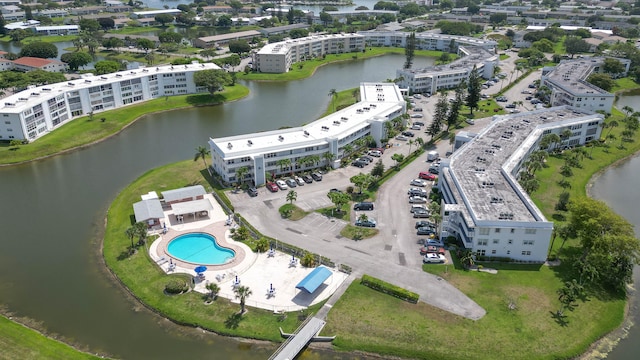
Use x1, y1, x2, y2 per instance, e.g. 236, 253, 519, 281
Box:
148, 194, 348, 312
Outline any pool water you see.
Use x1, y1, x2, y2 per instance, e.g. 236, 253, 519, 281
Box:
167, 233, 235, 265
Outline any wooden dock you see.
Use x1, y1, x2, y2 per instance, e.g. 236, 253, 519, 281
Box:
268, 316, 329, 360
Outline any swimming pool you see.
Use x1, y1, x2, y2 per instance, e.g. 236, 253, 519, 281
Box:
167, 233, 235, 266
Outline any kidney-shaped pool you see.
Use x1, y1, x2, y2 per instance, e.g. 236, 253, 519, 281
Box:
167, 233, 235, 265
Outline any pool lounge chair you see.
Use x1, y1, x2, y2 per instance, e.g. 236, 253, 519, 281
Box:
156, 257, 169, 266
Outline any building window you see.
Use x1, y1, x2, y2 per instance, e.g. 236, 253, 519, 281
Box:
476, 249, 486, 256
495, 228, 500, 233
479, 228, 490, 235
491, 250, 497, 255
477, 239, 488, 246
507, 250, 511, 255
510, 228, 515, 233
521, 251, 531, 256
508, 239, 513, 244
525, 229, 536, 234
523, 240, 534, 245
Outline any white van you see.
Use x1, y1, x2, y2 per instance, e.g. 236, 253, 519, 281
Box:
427, 151, 439, 162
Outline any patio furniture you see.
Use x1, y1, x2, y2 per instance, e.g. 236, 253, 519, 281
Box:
267, 249, 275, 257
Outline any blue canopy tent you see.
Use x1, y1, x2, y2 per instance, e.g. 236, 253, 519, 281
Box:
296, 266, 332, 294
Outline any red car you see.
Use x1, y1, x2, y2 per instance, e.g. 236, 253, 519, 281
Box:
419, 172, 436, 181
419, 245, 445, 256
266, 182, 279, 192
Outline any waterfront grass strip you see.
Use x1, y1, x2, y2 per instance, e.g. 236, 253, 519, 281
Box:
0, 315, 103, 360
0, 86, 249, 166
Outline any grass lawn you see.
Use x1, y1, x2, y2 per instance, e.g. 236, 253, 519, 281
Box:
322, 88, 359, 118
103, 159, 320, 341
339, 225, 378, 240
278, 203, 308, 220
316, 204, 350, 221
461, 99, 505, 119
0, 315, 103, 360
499, 54, 510, 60
236, 47, 447, 81
0, 86, 249, 165
20, 35, 79, 44
611, 78, 640, 93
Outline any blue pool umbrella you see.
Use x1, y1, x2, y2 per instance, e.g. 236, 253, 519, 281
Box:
194, 265, 207, 274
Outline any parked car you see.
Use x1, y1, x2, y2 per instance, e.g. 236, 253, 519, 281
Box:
420, 245, 445, 255
302, 174, 314, 183
426, 239, 444, 246
248, 187, 258, 197
525, 96, 533, 100
531, 99, 541, 104
276, 180, 288, 190
411, 124, 422, 130
402, 131, 415, 137
360, 155, 374, 163
353, 202, 374, 211
414, 107, 423, 112
521, 90, 532, 94
368, 150, 383, 157
396, 135, 409, 141
408, 187, 428, 196
311, 172, 322, 181
417, 226, 436, 235
295, 176, 305, 186
285, 178, 297, 188
505, 103, 516, 109
410, 178, 428, 187
329, 188, 342, 193
428, 166, 439, 174
528, 83, 537, 88
415, 221, 434, 229
266, 182, 279, 192
413, 209, 430, 218
413, 94, 422, 99
409, 196, 427, 204
465, 118, 475, 125
419, 172, 436, 181
410, 114, 424, 118
423, 253, 446, 263
352, 160, 367, 168
355, 217, 376, 228
410, 204, 428, 213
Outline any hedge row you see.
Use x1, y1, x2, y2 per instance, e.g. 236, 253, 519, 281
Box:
361, 274, 419, 304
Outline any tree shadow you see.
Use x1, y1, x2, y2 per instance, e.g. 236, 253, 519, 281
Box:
551, 213, 566, 221
116, 248, 134, 261
550, 310, 569, 327
224, 312, 243, 329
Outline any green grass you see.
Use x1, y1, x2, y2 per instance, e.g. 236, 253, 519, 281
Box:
499, 54, 510, 60
553, 35, 567, 54
237, 47, 448, 81
316, 203, 350, 221
322, 88, 359, 117
20, 35, 79, 44
103, 159, 321, 341
0, 86, 249, 165
611, 78, 640, 93
461, 99, 505, 119
0, 315, 104, 360
339, 225, 378, 240
326, 266, 623, 360
278, 203, 308, 220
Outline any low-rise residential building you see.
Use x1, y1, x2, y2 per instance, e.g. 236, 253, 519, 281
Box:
12, 57, 68, 72
0, 63, 220, 142
541, 57, 631, 113
254, 33, 365, 73
396, 46, 498, 94
34, 25, 80, 35
438, 106, 604, 263
357, 30, 497, 52
208, 83, 405, 186
194, 30, 262, 48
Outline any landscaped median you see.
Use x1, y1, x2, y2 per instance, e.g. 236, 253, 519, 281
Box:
0, 85, 249, 166
103, 159, 320, 342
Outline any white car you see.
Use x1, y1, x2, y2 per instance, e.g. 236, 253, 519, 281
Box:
409, 196, 427, 204
396, 135, 408, 141
410, 179, 428, 187
295, 176, 305, 186
275, 180, 288, 190
410, 114, 423, 118
423, 253, 446, 263
368, 150, 382, 157
410, 204, 428, 213
411, 124, 421, 130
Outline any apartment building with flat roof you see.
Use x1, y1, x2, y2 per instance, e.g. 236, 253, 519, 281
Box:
437, 106, 604, 262
254, 33, 365, 73
396, 46, 498, 94
209, 83, 405, 186
0, 63, 220, 142
541, 56, 631, 113
357, 30, 498, 52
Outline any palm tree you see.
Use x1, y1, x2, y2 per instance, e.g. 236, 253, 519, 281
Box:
604, 120, 619, 141
125, 226, 137, 252
449, 133, 456, 153
235, 166, 248, 189
276, 158, 291, 174
415, 137, 424, 150
206, 283, 219, 302
234, 285, 252, 315
407, 139, 414, 155
622, 105, 634, 119
342, 143, 354, 158
328, 88, 337, 112
194, 146, 210, 169
286, 190, 297, 204
322, 152, 336, 167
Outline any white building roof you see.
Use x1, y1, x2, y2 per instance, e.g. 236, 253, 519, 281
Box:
35, 25, 79, 31
211, 83, 403, 159
0, 62, 221, 114
257, 33, 364, 56
172, 198, 214, 216
133, 199, 164, 222
133, 9, 182, 16
161, 185, 206, 203
4, 20, 39, 30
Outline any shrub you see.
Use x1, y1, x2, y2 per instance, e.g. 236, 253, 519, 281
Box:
165, 279, 188, 294
255, 237, 269, 253
361, 275, 419, 303
301, 251, 317, 267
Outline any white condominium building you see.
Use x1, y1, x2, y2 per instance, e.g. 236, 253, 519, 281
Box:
254, 33, 365, 73
357, 30, 498, 53
396, 46, 498, 94
209, 83, 405, 186
438, 106, 604, 263
541, 57, 631, 113
0, 63, 220, 142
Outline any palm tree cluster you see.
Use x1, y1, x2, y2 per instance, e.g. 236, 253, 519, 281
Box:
518, 150, 547, 194
125, 222, 149, 253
